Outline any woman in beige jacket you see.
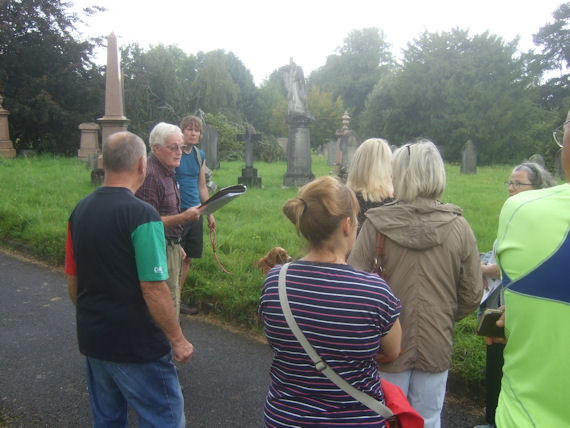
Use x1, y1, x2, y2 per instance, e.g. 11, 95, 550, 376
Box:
348, 140, 482, 428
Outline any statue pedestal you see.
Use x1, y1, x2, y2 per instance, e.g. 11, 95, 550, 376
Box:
238, 167, 262, 187
283, 115, 314, 187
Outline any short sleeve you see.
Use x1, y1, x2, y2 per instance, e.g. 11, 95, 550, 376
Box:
131, 220, 168, 281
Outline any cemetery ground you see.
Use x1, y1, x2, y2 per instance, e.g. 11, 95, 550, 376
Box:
0, 153, 544, 418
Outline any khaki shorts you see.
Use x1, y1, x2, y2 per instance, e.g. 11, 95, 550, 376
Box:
166, 241, 183, 317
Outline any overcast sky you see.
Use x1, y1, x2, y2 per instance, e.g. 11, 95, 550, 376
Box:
72, 0, 564, 85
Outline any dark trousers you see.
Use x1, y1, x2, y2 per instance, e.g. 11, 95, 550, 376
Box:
485, 342, 505, 425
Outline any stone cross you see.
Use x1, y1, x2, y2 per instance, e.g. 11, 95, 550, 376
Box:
237, 127, 262, 187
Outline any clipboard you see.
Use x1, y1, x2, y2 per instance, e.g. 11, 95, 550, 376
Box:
200, 184, 247, 215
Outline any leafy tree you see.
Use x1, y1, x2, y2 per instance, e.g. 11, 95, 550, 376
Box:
0, 0, 104, 154
121, 43, 197, 140
532, 3, 570, 119
361, 29, 551, 164
253, 68, 288, 137
309, 27, 394, 130
193, 50, 240, 120
307, 87, 345, 150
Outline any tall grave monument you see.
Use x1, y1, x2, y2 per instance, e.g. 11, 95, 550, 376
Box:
97, 33, 128, 144
282, 58, 314, 187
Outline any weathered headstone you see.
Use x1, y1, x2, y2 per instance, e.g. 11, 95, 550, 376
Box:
340, 131, 361, 170
282, 59, 314, 187
0, 95, 16, 158
528, 153, 545, 167
201, 124, 220, 170
237, 127, 262, 187
460, 140, 477, 174
327, 140, 337, 166
97, 33, 129, 145
78, 122, 100, 159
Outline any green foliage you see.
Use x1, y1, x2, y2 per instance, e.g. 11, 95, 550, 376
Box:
309, 27, 395, 127
0, 0, 105, 154
252, 69, 288, 136
532, 3, 570, 120
203, 113, 243, 161
121, 43, 198, 140
307, 87, 345, 149
361, 29, 554, 164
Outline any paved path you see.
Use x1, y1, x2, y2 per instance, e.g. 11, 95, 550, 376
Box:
0, 250, 484, 427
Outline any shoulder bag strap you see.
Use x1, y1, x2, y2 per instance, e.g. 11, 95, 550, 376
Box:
278, 263, 394, 418
193, 145, 203, 167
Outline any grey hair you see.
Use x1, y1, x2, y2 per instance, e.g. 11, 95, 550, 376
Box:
392, 139, 446, 202
513, 162, 557, 189
347, 138, 394, 202
149, 122, 183, 149
102, 132, 146, 173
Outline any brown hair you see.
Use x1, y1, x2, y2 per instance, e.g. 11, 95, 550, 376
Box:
179, 115, 203, 133
283, 176, 359, 249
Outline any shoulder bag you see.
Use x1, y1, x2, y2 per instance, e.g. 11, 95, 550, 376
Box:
278, 263, 423, 428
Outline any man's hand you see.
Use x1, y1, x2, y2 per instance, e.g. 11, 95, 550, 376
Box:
485, 305, 507, 345
181, 205, 204, 223
172, 337, 194, 364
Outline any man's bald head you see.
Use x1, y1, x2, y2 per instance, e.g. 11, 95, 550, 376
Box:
103, 132, 147, 173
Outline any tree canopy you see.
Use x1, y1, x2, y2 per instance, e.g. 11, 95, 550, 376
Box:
0, 0, 104, 154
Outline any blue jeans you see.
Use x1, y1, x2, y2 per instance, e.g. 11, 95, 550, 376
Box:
85, 353, 185, 428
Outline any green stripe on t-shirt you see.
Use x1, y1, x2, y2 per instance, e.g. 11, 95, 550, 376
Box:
132, 221, 168, 281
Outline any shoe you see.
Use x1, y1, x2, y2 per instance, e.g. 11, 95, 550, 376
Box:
180, 302, 199, 315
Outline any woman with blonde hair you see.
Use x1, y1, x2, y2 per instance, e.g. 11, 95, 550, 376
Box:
348, 140, 482, 428
347, 138, 394, 232
259, 176, 402, 427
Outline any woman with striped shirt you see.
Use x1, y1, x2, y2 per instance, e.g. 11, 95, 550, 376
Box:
259, 176, 402, 427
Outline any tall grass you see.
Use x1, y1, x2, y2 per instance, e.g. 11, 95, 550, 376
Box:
0, 154, 531, 388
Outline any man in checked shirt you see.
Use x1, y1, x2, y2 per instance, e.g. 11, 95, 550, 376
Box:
136, 122, 204, 317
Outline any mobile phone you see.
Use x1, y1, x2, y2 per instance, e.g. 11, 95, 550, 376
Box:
476, 309, 505, 338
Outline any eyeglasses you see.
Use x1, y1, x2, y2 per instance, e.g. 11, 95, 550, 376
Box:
164, 144, 187, 152
552, 119, 570, 148
505, 181, 532, 189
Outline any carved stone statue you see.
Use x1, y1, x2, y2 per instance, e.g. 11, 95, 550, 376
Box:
283, 58, 309, 117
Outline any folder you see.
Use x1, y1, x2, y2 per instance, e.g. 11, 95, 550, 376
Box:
200, 184, 247, 215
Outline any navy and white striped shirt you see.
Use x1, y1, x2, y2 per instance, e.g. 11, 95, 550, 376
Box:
259, 261, 401, 427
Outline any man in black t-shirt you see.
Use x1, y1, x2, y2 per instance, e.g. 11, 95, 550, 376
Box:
65, 131, 193, 427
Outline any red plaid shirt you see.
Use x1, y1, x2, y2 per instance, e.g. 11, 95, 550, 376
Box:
135, 154, 183, 239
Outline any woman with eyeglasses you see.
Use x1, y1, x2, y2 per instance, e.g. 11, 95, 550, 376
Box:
348, 139, 482, 428
477, 161, 556, 428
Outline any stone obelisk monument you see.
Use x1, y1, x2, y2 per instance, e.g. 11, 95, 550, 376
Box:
0, 95, 16, 158
97, 33, 128, 144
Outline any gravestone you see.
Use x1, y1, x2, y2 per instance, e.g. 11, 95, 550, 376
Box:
340, 131, 361, 170
237, 127, 262, 187
0, 95, 16, 158
78, 123, 100, 159
201, 124, 220, 170
338, 131, 360, 182
460, 140, 477, 174
327, 140, 337, 166
282, 59, 314, 187
528, 154, 545, 167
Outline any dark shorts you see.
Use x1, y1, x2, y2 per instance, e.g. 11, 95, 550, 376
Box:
181, 216, 204, 259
